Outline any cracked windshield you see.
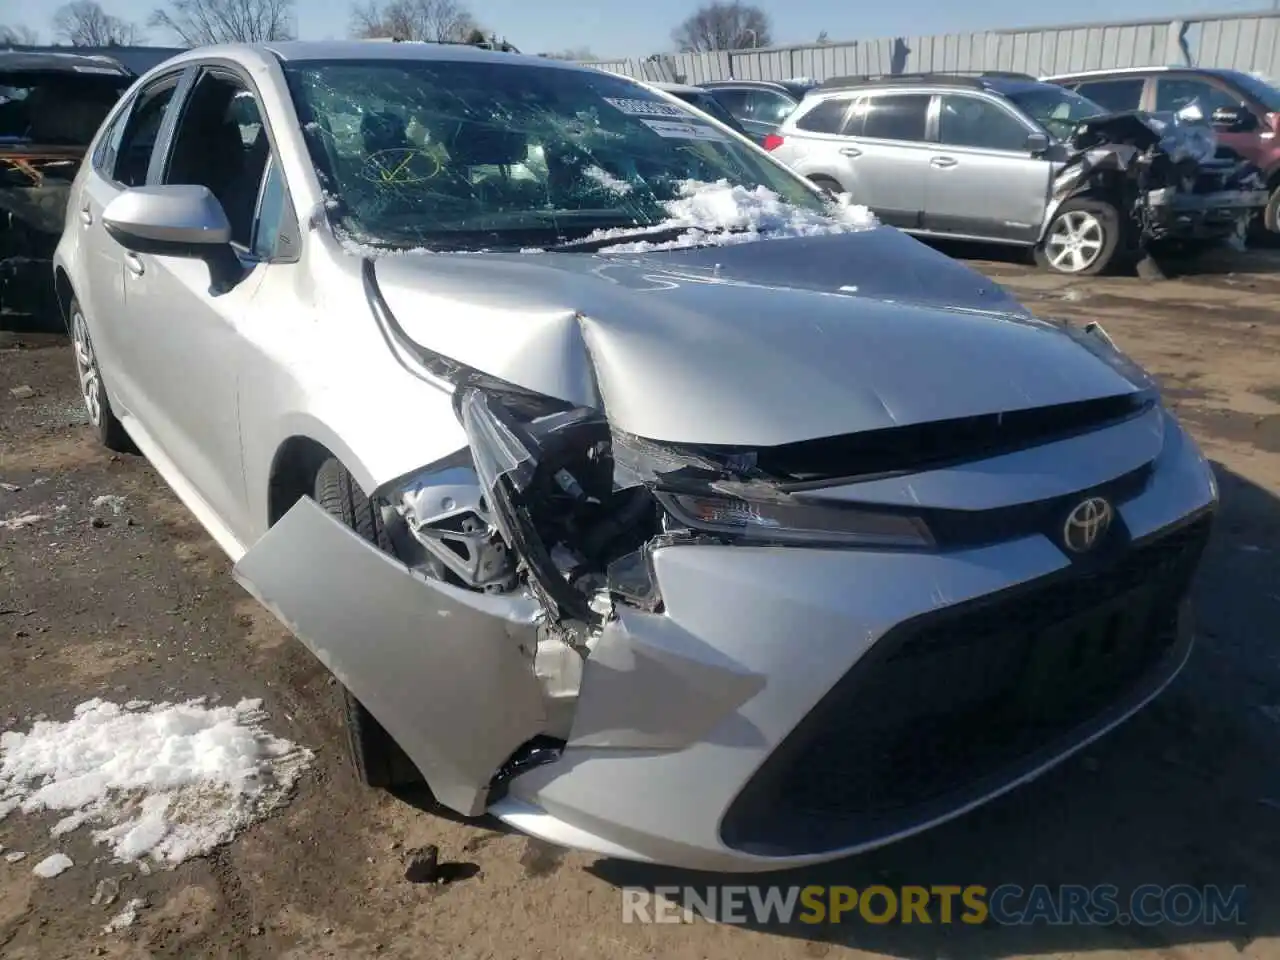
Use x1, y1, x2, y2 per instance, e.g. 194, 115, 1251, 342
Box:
283, 58, 831, 251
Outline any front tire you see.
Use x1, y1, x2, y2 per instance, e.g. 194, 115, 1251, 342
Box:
69, 298, 133, 452
1035, 199, 1121, 276
313, 457, 425, 790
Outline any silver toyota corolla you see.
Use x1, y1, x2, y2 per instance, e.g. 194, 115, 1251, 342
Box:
53, 41, 1217, 872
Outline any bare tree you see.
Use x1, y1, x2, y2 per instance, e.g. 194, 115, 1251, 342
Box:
350, 0, 476, 42
150, 0, 295, 45
671, 2, 770, 52
0, 23, 40, 44
52, 1, 142, 46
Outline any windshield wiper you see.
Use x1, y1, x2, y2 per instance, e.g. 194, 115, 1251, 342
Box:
548, 223, 749, 253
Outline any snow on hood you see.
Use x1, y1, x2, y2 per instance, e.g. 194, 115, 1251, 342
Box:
572, 179, 878, 252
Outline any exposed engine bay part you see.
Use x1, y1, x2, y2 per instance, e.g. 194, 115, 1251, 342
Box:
367, 235, 1165, 637
1049, 108, 1268, 256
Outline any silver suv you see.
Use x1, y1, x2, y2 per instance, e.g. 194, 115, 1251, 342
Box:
766, 72, 1184, 275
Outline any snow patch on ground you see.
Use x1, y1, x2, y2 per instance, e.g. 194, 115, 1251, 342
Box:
0, 513, 48, 530
32, 853, 72, 878
0, 698, 312, 869
578, 179, 879, 252
91, 494, 127, 516
103, 897, 147, 933
4, 850, 26, 863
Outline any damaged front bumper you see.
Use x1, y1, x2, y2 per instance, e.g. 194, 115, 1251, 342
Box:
1145, 187, 1269, 240
233, 379, 1217, 869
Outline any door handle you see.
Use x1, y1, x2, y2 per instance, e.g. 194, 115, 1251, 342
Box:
79, 204, 93, 226
124, 253, 145, 278
838, 146, 862, 158
930, 156, 958, 168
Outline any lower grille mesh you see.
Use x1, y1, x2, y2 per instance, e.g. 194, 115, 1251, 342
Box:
720, 515, 1213, 855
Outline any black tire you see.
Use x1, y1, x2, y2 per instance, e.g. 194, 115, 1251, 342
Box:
1035, 199, 1122, 276
313, 457, 424, 790
68, 297, 133, 452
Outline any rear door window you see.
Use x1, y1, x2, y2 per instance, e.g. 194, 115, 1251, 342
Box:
858, 93, 931, 142
793, 96, 852, 134
1073, 77, 1145, 112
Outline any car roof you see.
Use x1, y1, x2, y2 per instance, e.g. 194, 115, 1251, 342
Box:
263, 39, 579, 70
0, 49, 133, 77
810, 72, 1054, 98
1044, 65, 1253, 84
648, 81, 705, 94
704, 78, 812, 95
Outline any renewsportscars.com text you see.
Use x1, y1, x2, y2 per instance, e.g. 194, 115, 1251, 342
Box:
621, 883, 1247, 927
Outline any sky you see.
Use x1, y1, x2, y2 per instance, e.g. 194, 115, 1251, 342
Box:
1, 0, 1269, 60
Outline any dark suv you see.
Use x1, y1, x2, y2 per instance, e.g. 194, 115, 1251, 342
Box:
1043, 67, 1280, 233
701, 79, 818, 140
1, 51, 135, 322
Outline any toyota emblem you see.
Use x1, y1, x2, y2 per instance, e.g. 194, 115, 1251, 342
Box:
1062, 497, 1113, 553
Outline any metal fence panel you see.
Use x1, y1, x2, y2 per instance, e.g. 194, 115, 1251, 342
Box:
579, 12, 1280, 83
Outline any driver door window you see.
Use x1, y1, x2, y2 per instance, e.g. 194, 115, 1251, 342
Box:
746, 90, 796, 127
162, 71, 273, 249
938, 95, 1030, 151
109, 74, 182, 187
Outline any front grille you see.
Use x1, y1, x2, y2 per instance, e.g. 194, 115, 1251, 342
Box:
720, 514, 1213, 856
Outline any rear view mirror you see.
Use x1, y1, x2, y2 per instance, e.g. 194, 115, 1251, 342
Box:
1025, 132, 1050, 155
103, 185, 243, 291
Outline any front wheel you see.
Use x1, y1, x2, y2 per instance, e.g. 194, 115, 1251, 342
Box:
313, 457, 425, 790
1035, 200, 1121, 276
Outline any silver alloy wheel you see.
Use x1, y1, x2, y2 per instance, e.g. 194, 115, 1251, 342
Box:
72, 309, 102, 427
1045, 209, 1105, 273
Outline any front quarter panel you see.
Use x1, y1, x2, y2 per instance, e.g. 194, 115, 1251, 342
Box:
236, 239, 470, 545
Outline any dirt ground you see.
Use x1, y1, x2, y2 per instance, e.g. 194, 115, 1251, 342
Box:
3, 248, 1280, 960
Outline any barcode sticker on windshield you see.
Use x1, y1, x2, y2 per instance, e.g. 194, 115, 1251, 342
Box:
639, 118, 731, 142
604, 97, 690, 119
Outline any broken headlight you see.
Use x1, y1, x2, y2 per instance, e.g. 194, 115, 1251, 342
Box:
657, 491, 933, 548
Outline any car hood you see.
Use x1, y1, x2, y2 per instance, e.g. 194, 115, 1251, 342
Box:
371, 228, 1141, 446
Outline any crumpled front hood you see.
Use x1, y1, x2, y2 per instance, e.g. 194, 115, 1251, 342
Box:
371, 228, 1141, 446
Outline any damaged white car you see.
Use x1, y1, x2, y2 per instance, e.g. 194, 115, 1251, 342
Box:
54, 41, 1218, 872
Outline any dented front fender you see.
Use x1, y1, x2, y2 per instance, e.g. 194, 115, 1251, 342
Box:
232, 496, 547, 816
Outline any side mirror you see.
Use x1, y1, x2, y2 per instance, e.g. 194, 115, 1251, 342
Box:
103, 185, 243, 291
1025, 131, 1051, 155
1211, 105, 1257, 132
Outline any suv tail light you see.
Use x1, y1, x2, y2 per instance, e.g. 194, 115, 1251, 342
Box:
762, 133, 785, 151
